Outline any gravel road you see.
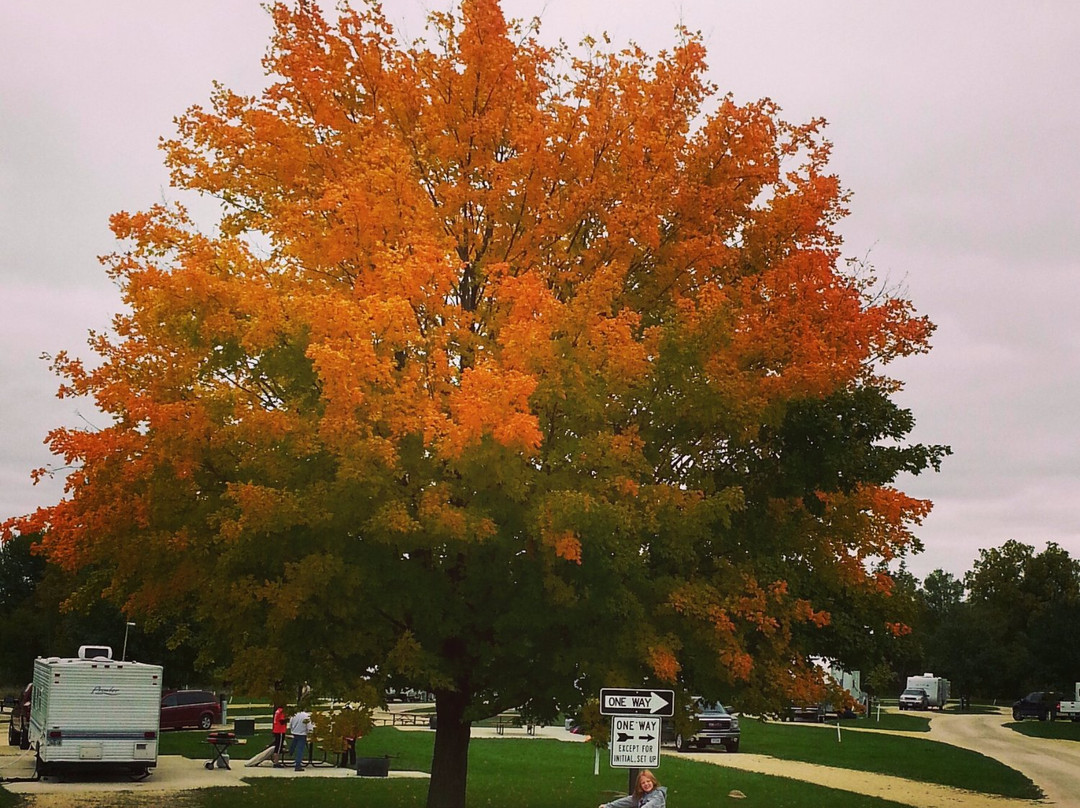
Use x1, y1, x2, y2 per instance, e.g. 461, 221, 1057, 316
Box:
926, 710, 1080, 808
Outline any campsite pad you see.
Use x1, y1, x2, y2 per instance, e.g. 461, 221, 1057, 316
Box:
1, 752, 428, 797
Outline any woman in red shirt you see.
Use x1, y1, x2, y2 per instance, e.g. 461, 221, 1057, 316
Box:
271, 704, 289, 768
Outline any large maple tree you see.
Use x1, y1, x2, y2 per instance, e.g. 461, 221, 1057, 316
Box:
4, 1, 948, 804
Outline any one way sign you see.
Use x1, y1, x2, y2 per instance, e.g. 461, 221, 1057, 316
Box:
610, 716, 661, 768
600, 688, 675, 717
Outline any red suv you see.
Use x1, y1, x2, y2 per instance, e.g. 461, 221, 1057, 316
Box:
160, 690, 221, 730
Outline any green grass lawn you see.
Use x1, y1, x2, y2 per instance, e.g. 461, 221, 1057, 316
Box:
833, 712, 931, 732
34, 733, 920, 808
1006, 719, 1080, 742
1, 728, 917, 808
738, 718, 1041, 799
2, 722, 1045, 808
161, 722, 1040, 800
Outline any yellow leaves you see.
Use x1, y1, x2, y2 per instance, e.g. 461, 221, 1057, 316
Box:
585, 308, 650, 383
665, 571, 838, 685
813, 485, 932, 565
219, 483, 309, 542
720, 650, 754, 681
647, 646, 681, 683
488, 269, 560, 374
384, 631, 429, 680
368, 500, 422, 536
417, 487, 497, 543
431, 362, 541, 458
792, 599, 831, 629
543, 530, 582, 564
359, 484, 500, 545
784, 667, 827, 707
282, 552, 345, 613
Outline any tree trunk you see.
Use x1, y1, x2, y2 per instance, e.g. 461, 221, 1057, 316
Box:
426, 689, 471, 808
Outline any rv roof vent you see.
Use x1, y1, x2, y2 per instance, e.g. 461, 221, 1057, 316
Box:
78, 645, 113, 660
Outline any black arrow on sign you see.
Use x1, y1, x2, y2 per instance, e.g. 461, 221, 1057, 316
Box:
617, 732, 657, 743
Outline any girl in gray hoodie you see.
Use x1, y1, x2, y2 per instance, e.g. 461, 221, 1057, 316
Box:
600, 769, 667, 808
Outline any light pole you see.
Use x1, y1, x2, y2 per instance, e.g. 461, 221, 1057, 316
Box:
122, 621, 136, 661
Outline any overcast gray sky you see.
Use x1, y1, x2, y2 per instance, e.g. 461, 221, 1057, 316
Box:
2, 1, 1078, 581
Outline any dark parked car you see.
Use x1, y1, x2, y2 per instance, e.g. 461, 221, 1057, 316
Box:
783, 703, 826, 723
1012, 691, 1063, 721
160, 690, 221, 730
6, 683, 32, 749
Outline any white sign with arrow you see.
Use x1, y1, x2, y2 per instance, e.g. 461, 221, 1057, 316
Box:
609, 715, 661, 768
599, 688, 675, 716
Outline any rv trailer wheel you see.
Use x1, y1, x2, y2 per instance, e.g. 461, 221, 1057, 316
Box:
35, 753, 52, 778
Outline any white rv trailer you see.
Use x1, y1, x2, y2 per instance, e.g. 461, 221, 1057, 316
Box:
29, 646, 163, 777
903, 673, 951, 710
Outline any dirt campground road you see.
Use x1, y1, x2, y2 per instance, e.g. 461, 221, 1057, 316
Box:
682, 709, 1080, 808
926, 710, 1080, 808
677, 749, 1038, 808
0, 747, 428, 808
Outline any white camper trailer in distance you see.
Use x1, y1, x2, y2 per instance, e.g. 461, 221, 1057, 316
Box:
901, 673, 950, 711
29, 646, 163, 777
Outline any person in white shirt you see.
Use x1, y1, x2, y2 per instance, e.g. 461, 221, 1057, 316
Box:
288, 708, 312, 771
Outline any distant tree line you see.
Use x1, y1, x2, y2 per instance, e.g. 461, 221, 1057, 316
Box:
860, 540, 1080, 702
6, 533, 1075, 704
0, 533, 200, 690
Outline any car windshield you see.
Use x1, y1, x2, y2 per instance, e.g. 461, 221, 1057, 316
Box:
902, 690, 925, 697
696, 702, 730, 714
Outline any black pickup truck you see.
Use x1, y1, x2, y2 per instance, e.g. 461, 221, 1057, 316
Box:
1012, 691, 1063, 721
662, 700, 741, 753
